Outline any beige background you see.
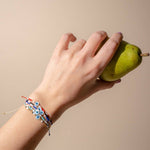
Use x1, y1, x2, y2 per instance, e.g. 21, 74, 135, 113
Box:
0, 0, 150, 150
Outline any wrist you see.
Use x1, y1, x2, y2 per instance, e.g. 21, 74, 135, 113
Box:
29, 88, 65, 124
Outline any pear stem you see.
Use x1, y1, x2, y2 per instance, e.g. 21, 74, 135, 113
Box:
140, 53, 150, 57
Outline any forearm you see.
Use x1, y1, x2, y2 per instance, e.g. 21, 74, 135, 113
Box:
0, 31, 122, 150
0, 105, 47, 150
0, 91, 62, 150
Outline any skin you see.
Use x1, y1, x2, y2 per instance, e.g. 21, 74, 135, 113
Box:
0, 31, 123, 150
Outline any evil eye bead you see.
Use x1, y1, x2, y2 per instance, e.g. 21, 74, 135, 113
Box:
35, 115, 40, 120
35, 109, 39, 115
40, 110, 44, 115
38, 106, 42, 111
35, 102, 39, 107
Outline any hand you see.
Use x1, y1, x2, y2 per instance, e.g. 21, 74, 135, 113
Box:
31, 31, 123, 122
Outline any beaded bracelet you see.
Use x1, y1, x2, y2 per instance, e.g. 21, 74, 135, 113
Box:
21, 96, 53, 136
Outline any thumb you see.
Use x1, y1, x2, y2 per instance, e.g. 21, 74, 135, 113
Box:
92, 78, 121, 92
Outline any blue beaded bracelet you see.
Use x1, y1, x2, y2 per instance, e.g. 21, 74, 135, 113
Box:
25, 100, 50, 127
22, 96, 53, 136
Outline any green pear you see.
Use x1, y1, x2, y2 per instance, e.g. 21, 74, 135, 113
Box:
99, 40, 149, 81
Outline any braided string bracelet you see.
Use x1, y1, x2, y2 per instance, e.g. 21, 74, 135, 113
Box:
21, 96, 53, 136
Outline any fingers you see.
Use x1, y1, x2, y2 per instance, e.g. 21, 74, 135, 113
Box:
56, 33, 77, 51
82, 31, 107, 57
93, 32, 123, 70
70, 39, 86, 53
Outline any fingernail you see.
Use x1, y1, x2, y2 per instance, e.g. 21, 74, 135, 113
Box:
117, 32, 122, 35
97, 31, 107, 35
115, 79, 121, 83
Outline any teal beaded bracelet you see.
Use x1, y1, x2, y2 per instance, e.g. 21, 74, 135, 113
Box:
21, 96, 53, 136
